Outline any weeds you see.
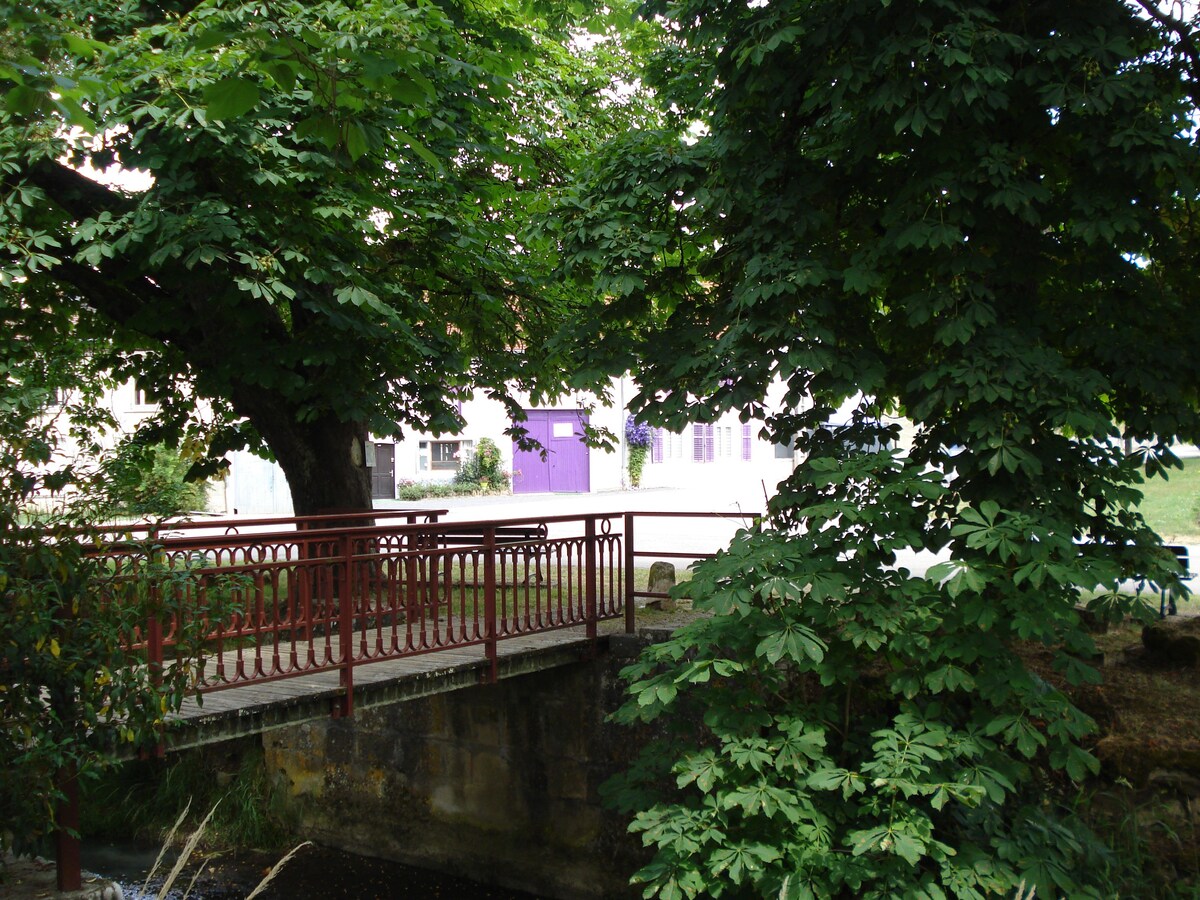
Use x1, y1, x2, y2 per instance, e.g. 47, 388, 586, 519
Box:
1069, 779, 1200, 898
132, 798, 309, 900
82, 742, 294, 852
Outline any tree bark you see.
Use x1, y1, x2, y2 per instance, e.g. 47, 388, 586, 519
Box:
237, 398, 373, 516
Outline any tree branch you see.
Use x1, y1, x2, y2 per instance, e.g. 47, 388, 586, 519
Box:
23, 158, 138, 222
1132, 0, 1200, 91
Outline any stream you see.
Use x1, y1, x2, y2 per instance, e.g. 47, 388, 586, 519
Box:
82, 840, 548, 899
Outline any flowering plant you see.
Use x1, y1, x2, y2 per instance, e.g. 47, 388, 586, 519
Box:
625, 417, 653, 487
625, 416, 653, 449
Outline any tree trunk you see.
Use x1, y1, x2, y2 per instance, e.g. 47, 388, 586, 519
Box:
238, 398, 373, 517
277, 420, 372, 517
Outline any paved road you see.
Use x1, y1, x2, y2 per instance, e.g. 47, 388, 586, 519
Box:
376, 481, 953, 577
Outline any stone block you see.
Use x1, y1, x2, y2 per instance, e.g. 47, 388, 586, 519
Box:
547, 760, 590, 802
1142, 616, 1200, 667
645, 560, 677, 611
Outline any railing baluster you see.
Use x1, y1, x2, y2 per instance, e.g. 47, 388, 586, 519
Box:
585, 518, 597, 642
484, 525, 498, 682
624, 513, 636, 633
335, 531, 354, 718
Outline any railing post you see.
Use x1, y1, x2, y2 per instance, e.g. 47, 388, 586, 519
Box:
146, 577, 164, 693
335, 531, 355, 717
145, 531, 165, 688
55, 762, 81, 891
585, 516, 598, 642
624, 512, 636, 634
484, 525, 498, 682
146, 618, 164, 683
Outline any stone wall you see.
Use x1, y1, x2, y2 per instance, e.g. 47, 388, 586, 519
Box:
261, 635, 652, 899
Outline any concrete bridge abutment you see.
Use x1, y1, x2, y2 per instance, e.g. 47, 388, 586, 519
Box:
261, 634, 654, 899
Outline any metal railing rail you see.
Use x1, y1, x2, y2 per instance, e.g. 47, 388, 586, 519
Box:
88, 507, 447, 539
92, 512, 628, 716
621, 510, 762, 632
87, 508, 760, 716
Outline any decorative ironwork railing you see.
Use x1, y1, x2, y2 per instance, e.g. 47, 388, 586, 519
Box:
90, 508, 759, 716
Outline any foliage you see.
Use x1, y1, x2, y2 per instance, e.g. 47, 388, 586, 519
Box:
0, 501, 235, 860
0, 320, 234, 861
82, 744, 294, 851
567, 0, 1200, 897
0, 0, 655, 513
626, 418, 652, 486
396, 479, 507, 502
97, 441, 212, 519
453, 437, 510, 491
627, 445, 648, 488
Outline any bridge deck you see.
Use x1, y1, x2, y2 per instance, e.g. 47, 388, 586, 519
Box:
159, 627, 601, 752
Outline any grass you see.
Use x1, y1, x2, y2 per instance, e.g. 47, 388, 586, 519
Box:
1136, 456, 1200, 543
82, 744, 295, 852
1025, 613, 1200, 897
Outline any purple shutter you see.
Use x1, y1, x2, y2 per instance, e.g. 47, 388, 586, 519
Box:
705, 426, 715, 461
692, 425, 705, 462
652, 428, 663, 464
742, 423, 752, 460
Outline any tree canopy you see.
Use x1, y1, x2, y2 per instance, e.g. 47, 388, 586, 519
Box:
1, 0, 648, 513
564, 0, 1200, 896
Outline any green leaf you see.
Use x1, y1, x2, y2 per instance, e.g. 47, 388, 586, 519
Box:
395, 127, 444, 172
755, 623, 826, 665
5, 85, 44, 115
194, 27, 236, 52
203, 78, 260, 120
345, 122, 370, 162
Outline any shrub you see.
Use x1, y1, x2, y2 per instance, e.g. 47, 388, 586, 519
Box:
454, 437, 510, 490
396, 478, 509, 501
98, 441, 210, 519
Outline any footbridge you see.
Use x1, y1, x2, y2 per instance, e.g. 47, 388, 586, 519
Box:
100, 508, 756, 742
52, 507, 759, 890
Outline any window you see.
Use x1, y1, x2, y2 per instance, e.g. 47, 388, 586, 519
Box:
742, 423, 752, 461
715, 425, 733, 459
431, 441, 460, 470
693, 424, 738, 462
427, 439, 472, 471
132, 380, 158, 408
652, 428, 687, 463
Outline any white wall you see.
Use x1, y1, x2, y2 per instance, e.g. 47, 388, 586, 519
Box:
220, 450, 294, 516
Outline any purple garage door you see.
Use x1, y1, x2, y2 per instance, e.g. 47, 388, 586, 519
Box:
512, 410, 590, 493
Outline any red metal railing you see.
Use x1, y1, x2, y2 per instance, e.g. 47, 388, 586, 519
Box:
91, 509, 759, 716
94, 512, 626, 715
621, 510, 761, 631
53, 508, 758, 893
